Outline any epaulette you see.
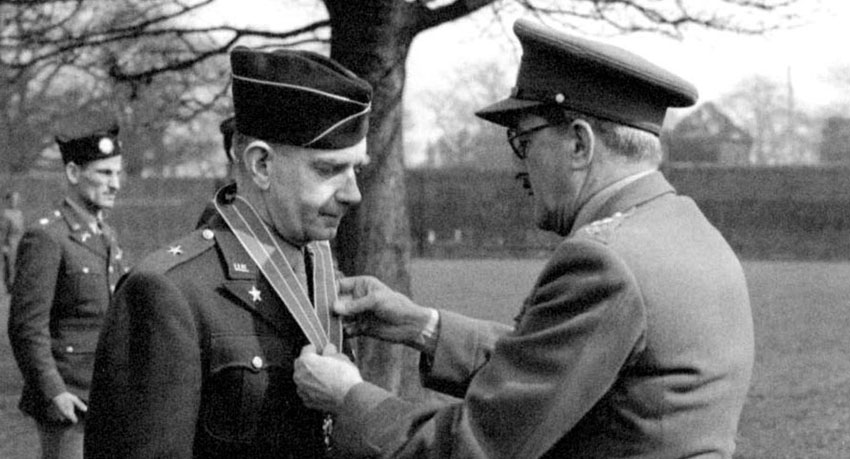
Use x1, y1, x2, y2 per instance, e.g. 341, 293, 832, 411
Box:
575, 208, 635, 244
36, 209, 63, 227
134, 228, 217, 274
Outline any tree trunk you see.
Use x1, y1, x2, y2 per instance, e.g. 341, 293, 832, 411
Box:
324, 0, 422, 397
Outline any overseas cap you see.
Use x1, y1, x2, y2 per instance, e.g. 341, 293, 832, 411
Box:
476, 19, 699, 135
55, 124, 122, 165
230, 47, 372, 149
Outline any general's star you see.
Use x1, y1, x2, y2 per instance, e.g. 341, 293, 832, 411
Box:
248, 285, 262, 303
168, 245, 183, 256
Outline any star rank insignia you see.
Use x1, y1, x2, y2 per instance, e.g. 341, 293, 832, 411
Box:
248, 285, 262, 303
168, 245, 183, 256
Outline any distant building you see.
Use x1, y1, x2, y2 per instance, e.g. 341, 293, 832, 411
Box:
819, 116, 850, 164
663, 102, 752, 165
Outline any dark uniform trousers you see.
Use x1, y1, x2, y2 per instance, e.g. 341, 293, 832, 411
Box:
85, 214, 328, 459
7, 199, 125, 457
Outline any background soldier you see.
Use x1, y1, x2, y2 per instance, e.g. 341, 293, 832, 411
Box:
1, 190, 24, 293
294, 19, 754, 459
85, 47, 371, 458
7, 123, 126, 459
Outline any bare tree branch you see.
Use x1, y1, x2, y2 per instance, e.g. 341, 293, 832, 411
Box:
414, 0, 500, 32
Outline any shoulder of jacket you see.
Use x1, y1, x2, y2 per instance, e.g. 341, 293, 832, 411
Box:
33, 208, 65, 230
573, 208, 636, 244
134, 228, 217, 274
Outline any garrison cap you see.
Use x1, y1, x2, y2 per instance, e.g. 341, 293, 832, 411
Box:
55, 123, 122, 165
230, 47, 372, 149
476, 19, 698, 135
219, 116, 236, 163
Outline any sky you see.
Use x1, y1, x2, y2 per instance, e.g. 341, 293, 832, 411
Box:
406, 1, 847, 109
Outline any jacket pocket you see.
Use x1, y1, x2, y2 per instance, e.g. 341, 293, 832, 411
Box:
201, 334, 294, 444
62, 268, 108, 313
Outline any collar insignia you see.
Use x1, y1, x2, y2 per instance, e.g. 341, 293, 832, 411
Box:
248, 285, 262, 303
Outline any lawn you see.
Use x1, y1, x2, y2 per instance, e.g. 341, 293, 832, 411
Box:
2, 259, 849, 458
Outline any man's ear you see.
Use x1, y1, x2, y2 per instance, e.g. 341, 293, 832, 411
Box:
243, 142, 273, 190
567, 119, 595, 170
65, 162, 81, 185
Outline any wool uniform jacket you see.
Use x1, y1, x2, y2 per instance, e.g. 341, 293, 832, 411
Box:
7, 198, 126, 424
85, 213, 329, 459
332, 172, 755, 458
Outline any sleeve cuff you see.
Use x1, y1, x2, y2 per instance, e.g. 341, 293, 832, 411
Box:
333, 382, 395, 457
39, 369, 68, 401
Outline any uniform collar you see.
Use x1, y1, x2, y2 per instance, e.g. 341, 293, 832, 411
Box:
62, 197, 101, 234
571, 170, 674, 235
207, 208, 309, 281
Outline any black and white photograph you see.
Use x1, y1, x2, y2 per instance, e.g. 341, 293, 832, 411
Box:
0, 1, 846, 458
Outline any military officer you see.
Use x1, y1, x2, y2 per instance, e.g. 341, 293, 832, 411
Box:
1, 190, 25, 292
85, 47, 371, 459
294, 19, 755, 458
8, 123, 126, 459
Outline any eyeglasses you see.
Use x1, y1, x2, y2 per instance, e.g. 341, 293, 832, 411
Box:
506, 124, 551, 160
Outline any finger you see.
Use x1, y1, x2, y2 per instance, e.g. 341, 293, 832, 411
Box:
337, 276, 357, 295
65, 408, 78, 424
333, 297, 353, 316
74, 399, 88, 413
344, 294, 380, 315
300, 344, 317, 357
322, 343, 338, 355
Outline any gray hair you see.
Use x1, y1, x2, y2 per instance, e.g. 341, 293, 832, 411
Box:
542, 108, 663, 164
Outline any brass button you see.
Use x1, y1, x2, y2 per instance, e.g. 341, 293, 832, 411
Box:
108, 266, 114, 273
66, 346, 74, 353
82, 267, 90, 274
251, 356, 263, 369
202, 229, 214, 240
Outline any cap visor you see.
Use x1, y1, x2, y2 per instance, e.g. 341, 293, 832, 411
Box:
475, 97, 544, 127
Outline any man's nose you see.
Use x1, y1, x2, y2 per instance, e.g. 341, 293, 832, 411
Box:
108, 173, 121, 190
337, 170, 362, 206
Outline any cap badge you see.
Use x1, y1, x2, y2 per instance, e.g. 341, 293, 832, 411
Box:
98, 137, 115, 155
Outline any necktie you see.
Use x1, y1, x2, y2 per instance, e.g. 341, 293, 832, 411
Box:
303, 246, 315, 306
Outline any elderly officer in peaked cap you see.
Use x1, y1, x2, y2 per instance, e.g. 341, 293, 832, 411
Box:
85, 47, 371, 459
294, 18, 754, 459
8, 122, 126, 459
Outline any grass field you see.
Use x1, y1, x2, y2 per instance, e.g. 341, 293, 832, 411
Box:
2, 259, 849, 458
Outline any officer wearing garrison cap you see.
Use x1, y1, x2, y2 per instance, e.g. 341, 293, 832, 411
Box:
8, 123, 126, 459
295, 19, 754, 458
86, 47, 371, 459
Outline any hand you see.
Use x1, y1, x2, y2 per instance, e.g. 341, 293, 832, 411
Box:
336, 276, 435, 351
49, 392, 87, 424
294, 344, 363, 413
